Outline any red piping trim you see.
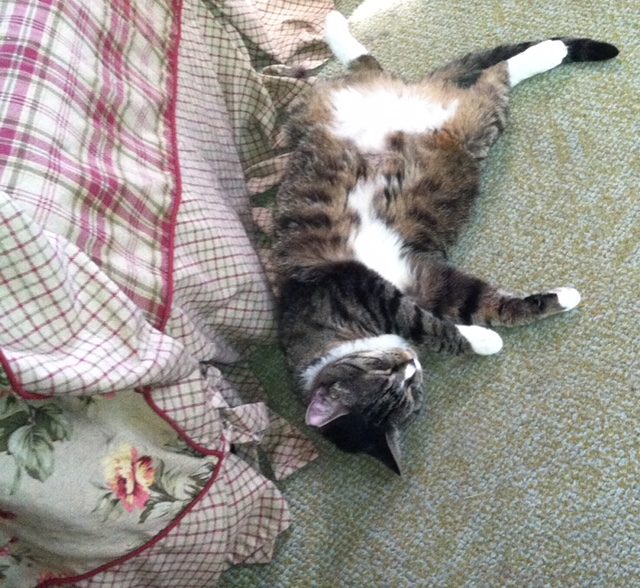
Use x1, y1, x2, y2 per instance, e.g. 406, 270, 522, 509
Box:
0, 351, 52, 401
136, 0, 225, 460
155, 0, 183, 334
38, 451, 225, 587
142, 385, 226, 457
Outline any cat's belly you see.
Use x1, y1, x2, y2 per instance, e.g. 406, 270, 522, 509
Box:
347, 177, 412, 291
328, 86, 458, 152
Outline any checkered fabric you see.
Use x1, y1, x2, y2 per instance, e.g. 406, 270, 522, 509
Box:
0, 0, 331, 585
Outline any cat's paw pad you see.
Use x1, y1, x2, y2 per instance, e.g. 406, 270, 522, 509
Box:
551, 287, 581, 311
456, 325, 503, 355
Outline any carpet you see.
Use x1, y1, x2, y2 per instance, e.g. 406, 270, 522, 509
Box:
221, 0, 639, 585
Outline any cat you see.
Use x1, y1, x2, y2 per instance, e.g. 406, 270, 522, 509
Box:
273, 10, 618, 474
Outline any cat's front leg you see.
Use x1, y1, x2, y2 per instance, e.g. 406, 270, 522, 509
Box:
387, 280, 503, 356
403, 308, 503, 356
412, 261, 581, 327
487, 286, 581, 326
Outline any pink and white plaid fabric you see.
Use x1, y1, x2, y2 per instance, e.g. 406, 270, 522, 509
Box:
0, 0, 331, 585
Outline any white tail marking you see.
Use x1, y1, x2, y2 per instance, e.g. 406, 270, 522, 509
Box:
507, 40, 568, 86
324, 10, 369, 65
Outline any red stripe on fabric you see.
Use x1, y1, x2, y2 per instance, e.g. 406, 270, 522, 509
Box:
38, 448, 226, 588
130, 0, 226, 470
155, 0, 183, 332
0, 1, 52, 167
134, 0, 228, 468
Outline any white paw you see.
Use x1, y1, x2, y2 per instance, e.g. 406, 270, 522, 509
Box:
324, 10, 368, 65
456, 325, 503, 355
325, 10, 349, 39
551, 287, 581, 311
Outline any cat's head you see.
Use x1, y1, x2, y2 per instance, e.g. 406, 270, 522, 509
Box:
302, 341, 423, 474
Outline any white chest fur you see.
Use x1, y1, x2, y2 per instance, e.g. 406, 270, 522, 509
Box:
348, 177, 412, 291
328, 86, 458, 152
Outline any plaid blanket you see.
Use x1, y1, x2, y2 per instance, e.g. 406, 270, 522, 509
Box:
0, 0, 330, 585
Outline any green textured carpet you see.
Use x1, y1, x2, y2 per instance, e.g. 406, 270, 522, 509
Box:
222, 0, 639, 585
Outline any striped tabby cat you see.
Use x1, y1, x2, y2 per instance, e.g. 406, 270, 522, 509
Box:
274, 11, 618, 473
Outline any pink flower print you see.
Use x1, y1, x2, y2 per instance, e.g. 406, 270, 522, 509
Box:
104, 445, 155, 512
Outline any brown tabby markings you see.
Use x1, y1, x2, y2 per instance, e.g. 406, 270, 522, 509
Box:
275, 58, 512, 318
273, 26, 618, 472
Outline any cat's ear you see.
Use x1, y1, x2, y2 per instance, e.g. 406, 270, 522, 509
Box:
305, 387, 350, 427
370, 428, 402, 475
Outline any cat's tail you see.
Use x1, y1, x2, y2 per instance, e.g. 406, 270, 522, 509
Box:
437, 38, 619, 87
324, 11, 382, 72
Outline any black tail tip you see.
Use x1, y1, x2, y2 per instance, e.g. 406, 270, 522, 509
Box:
567, 39, 620, 62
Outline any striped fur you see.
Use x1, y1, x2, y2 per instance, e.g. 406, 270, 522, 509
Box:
274, 12, 618, 472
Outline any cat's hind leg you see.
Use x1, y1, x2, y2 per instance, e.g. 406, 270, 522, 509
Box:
412, 262, 581, 327
433, 38, 618, 160
444, 65, 512, 162
324, 10, 383, 74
